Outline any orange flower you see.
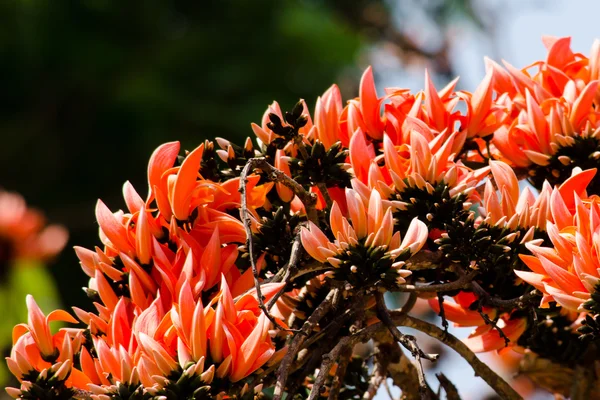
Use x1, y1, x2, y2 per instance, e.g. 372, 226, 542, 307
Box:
490, 37, 600, 193
516, 168, 599, 311
310, 85, 344, 150
301, 186, 427, 288
481, 160, 553, 232
7, 296, 90, 398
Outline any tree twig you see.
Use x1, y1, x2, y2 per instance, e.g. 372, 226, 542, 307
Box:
389, 312, 523, 400
273, 288, 339, 400
266, 229, 304, 310
437, 373, 462, 400
471, 281, 540, 310
328, 345, 353, 400
316, 182, 334, 209
240, 160, 300, 333
240, 157, 318, 223
375, 292, 438, 400
393, 270, 478, 293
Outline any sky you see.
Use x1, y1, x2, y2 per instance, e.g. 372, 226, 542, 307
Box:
374, 1, 600, 399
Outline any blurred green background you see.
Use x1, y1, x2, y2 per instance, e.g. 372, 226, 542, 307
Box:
0, 0, 367, 309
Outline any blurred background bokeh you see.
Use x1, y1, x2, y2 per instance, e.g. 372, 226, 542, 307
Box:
1, 0, 598, 398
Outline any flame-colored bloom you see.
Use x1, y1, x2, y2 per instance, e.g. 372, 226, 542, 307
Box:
301, 186, 427, 287
481, 160, 554, 233
516, 168, 599, 311
6, 296, 89, 398
490, 36, 600, 193
347, 125, 489, 238
75, 141, 277, 316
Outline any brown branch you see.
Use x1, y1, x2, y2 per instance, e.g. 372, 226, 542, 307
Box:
393, 270, 478, 293
367, 330, 436, 400
363, 350, 387, 400
389, 312, 523, 400
471, 281, 540, 310
273, 288, 339, 400
290, 261, 331, 280
307, 322, 387, 400
240, 157, 318, 223
328, 345, 353, 400
571, 364, 594, 400
299, 288, 367, 352
390, 346, 434, 400
404, 250, 444, 270
400, 292, 417, 314
240, 160, 298, 333
437, 373, 462, 400
317, 182, 334, 209
375, 292, 438, 400
266, 228, 304, 310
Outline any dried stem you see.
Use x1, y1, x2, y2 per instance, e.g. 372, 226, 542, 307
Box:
240, 157, 318, 223
328, 345, 353, 400
375, 292, 438, 400
390, 312, 523, 400
273, 288, 339, 400
266, 229, 304, 310
316, 182, 334, 209
437, 373, 462, 400
240, 160, 298, 333
393, 270, 478, 293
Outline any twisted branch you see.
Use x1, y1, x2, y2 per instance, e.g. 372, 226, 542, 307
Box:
389, 312, 523, 400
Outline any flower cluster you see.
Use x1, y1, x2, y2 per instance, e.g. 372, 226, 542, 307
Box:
7, 35, 600, 399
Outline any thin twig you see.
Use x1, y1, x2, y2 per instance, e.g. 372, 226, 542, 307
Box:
375, 293, 438, 400
400, 292, 417, 314
393, 270, 478, 293
389, 312, 523, 400
471, 281, 540, 310
317, 182, 334, 209
364, 333, 399, 400
328, 345, 353, 400
384, 380, 395, 400
240, 157, 318, 223
240, 160, 302, 333
273, 288, 339, 400
301, 291, 366, 350
437, 293, 449, 333
290, 262, 332, 280
437, 373, 462, 400
266, 229, 304, 310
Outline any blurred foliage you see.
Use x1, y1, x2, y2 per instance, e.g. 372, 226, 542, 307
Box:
0, 0, 363, 308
